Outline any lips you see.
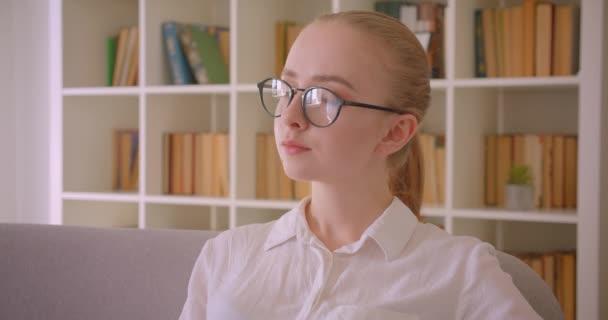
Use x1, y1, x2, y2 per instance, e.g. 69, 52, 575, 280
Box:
281, 140, 311, 155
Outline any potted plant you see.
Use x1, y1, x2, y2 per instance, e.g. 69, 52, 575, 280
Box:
504, 164, 534, 210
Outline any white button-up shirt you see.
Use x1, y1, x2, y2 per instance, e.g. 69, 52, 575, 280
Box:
179, 196, 542, 320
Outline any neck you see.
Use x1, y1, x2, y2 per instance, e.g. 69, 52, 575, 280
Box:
305, 174, 393, 251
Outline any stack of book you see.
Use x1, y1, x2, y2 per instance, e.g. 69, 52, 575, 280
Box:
162, 22, 230, 85
474, 1, 579, 77
484, 134, 578, 209
374, 1, 445, 78
420, 133, 446, 206
513, 251, 576, 320
274, 21, 304, 77
106, 26, 139, 86
256, 133, 312, 200
163, 132, 229, 197
112, 129, 139, 191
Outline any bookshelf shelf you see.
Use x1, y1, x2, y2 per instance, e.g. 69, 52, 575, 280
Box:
145, 84, 232, 94
62, 192, 140, 203
145, 195, 231, 207
429, 79, 449, 89
236, 84, 259, 93
420, 207, 448, 218
63, 87, 141, 96
453, 76, 580, 88
235, 199, 299, 210
49, 0, 607, 318
450, 208, 578, 224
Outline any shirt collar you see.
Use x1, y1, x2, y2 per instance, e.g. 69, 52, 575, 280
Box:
263, 196, 419, 261
362, 196, 419, 261
263, 197, 309, 251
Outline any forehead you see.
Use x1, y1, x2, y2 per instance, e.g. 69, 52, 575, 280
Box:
283, 22, 390, 90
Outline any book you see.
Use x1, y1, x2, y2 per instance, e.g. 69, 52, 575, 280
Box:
542, 253, 556, 293
524, 135, 543, 208
510, 6, 525, 77
474, 9, 487, 77
182, 133, 194, 195
496, 135, 513, 206
482, 8, 498, 78
163, 133, 171, 194
214, 134, 230, 197
170, 133, 184, 194
552, 135, 565, 207
553, 5, 580, 76
535, 3, 554, 77
541, 135, 553, 208
125, 27, 139, 86
187, 26, 229, 84
564, 136, 577, 208
106, 36, 117, 86
112, 27, 130, 86
485, 135, 497, 206
201, 133, 214, 196
162, 21, 194, 85
119, 27, 137, 86
522, 0, 538, 77
494, 8, 506, 77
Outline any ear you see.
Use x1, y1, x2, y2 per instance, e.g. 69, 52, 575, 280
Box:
375, 114, 418, 156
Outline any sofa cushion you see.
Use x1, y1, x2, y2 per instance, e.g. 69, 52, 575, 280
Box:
0, 223, 218, 320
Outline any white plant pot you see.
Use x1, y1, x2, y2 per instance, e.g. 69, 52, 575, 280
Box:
504, 184, 534, 210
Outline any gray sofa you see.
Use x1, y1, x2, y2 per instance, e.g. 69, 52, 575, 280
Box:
0, 223, 563, 320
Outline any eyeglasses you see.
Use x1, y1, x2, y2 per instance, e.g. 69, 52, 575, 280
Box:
256, 77, 404, 128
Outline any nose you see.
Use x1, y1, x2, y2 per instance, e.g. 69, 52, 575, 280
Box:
278, 90, 309, 130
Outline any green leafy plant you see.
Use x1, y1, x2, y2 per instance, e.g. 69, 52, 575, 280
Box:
507, 164, 533, 185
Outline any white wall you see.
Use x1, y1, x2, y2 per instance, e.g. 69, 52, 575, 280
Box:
15, 0, 51, 224
0, 0, 17, 223
0, 0, 51, 224
601, 2, 608, 318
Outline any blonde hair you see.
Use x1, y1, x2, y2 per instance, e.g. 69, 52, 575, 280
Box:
314, 11, 431, 218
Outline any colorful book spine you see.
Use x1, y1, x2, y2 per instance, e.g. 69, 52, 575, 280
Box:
161, 21, 194, 85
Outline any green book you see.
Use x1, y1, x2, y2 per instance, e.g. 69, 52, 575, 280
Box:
106, 36, 118, 86
189, 27, 229, 84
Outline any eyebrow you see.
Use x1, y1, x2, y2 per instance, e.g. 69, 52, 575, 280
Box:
282, 69, 356, 91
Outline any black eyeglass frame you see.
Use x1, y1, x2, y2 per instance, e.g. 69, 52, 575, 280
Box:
256, 77, 405, 128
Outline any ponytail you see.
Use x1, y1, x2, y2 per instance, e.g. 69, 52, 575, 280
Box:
388, 133, 423, 219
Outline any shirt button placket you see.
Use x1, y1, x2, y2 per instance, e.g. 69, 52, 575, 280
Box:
307, 245, 334, 319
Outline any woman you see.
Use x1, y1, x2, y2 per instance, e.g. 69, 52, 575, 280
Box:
179, 11, 542, 319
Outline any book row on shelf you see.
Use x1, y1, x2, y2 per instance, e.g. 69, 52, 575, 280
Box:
106, 26, 140, 87
475, 0, 579, 78
112, 129, 139, 191
513, 251, 576, 320
374, 1, 445, 78
162, 22, 230, 85
274, 21, 304, 78
420, 133, 445, 206
163, 132, 229, 197
484, 134, 577, 209
256, 133, 312, 201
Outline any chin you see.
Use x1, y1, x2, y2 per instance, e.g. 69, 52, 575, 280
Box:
282, 164, 315, 182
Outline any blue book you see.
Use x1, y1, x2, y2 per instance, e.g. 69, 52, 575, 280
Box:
162, 21, 194, 85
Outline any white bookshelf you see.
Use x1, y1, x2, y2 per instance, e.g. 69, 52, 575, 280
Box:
49, 0, 607, 318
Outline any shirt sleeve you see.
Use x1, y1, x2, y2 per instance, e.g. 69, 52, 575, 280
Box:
457, 242, 543, 320
178, 240, 214, 320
